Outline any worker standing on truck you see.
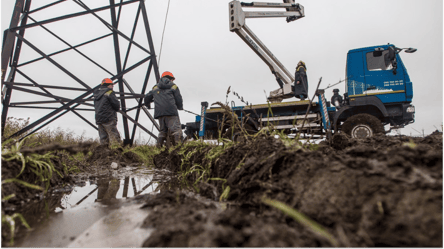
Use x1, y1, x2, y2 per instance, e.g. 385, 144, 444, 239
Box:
294, 61, 308, 100
93, 78, 122, 146
331, 88, 343, 108
144, 71, 184, 147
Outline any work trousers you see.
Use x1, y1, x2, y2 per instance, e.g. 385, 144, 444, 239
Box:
157, 115, 183, 147
98, 119, 121, 146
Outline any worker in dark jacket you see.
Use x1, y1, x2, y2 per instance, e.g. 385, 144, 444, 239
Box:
331, 88, 343, 108
93, 78, 121, 146
294, 60, 308, 100
144, 71, 183, 147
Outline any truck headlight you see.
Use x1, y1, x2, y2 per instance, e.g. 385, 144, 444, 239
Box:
406, 106, 415, 113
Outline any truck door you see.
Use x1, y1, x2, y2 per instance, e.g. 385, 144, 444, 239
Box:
363, 49, 407, 103
346, 51, 366, 96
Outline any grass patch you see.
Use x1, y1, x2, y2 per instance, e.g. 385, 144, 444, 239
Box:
2, 136, 62, 191
131, 145, 162, 166
1, 212, 31, 246
2, 117, 98, 148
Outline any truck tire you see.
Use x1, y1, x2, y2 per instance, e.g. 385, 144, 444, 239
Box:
341, 113, 384, 139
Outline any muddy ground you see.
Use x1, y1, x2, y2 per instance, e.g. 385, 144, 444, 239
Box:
146, 132, 442, 247
1, 143, 143, 246
1, 144, 141, 209
2, 133, 442, 247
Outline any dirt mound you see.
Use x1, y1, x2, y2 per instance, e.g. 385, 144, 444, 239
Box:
149, 134, 443, 246
85, 145, 142, 170
141, 190, 329, 247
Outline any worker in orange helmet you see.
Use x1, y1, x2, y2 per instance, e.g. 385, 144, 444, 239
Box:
93, 78, 122, 147
144, 71, 183, 147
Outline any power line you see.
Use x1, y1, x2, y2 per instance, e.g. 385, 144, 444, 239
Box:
158, 0, 171, 69
148, 0, 171, 144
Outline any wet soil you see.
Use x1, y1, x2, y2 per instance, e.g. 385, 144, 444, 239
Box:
1, 143, 143, 246
1, 144, 141, 209
85, 144, 143, 169
146, 132, 442, 247
2, 133, 442, 247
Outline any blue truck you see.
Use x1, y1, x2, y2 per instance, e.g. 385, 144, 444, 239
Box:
183, 1, 416, 140
183, 44, 416, 140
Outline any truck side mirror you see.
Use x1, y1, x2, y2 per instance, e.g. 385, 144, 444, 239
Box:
387, 46, 398, 75
388, 46, 396, 61
404, 48, 417, 53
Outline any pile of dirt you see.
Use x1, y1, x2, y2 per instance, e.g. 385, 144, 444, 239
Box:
148, 133, 442, 246
141, 190, 332, 247
85, 144, 142, 171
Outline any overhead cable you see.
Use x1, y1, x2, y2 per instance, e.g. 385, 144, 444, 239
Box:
158, 0, 171, 69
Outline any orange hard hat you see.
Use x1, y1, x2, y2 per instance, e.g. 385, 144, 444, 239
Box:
161, 71, 175, 80
101, 78, 113, 85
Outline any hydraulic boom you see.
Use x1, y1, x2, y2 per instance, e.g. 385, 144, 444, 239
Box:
229, 0, 304, 102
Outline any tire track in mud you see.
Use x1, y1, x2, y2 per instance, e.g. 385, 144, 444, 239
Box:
146, 133, 442, 247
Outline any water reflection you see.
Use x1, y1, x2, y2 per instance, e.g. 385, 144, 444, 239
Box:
96, 177, 119, 202
12, 169, 165, 247
54, 173, 158, 211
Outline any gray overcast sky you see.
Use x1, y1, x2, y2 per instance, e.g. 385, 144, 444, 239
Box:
1, 0, 443, 142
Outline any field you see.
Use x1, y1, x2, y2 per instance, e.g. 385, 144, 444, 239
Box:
1, 117, 442, 247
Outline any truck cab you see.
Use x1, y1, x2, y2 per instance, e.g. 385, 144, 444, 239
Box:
333, 44, 416, 138
346, 44, 413, 103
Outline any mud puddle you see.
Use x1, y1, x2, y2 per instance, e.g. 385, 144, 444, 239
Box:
12, 166, 163, 247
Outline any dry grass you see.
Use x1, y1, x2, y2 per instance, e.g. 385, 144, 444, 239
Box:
2, 117, 99, 148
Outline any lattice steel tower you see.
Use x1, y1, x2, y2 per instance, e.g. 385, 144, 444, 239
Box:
2, 0, 161, 145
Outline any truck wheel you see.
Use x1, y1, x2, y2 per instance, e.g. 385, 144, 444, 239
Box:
341, 114, 384, 139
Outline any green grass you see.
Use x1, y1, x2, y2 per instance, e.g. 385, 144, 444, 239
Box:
167, 137, 237, 194
1, 212, 31, 246
2, 136, 63, 191
131, 144, 162, 166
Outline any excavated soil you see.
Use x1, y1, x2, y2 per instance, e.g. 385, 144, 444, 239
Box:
145, 132, 443, 247
2, 133, 442, 247
85, 144, 142, 168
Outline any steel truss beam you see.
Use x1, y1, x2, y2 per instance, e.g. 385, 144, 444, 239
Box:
2, 0, 160, 145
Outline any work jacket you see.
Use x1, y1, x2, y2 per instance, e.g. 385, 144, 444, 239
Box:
144, 77, 183, 119
331, 93, 343, 108
294, 66, 308, 98
93, 86, 120, 124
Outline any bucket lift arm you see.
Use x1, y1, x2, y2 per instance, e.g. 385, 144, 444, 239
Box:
229, 0, 304, 102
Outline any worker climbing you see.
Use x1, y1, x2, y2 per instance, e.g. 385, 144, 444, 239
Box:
144, 71, 184, 147
294, 60, 308, 100
93, 78, 122, 147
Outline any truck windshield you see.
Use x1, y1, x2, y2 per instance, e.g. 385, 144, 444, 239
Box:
366, 50, 393, 71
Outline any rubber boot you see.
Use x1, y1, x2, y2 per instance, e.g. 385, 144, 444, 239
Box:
173, 134, 183, 146
157, 136, 166, 148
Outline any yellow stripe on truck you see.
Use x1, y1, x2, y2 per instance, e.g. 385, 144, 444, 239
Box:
349, 90, 405, 97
